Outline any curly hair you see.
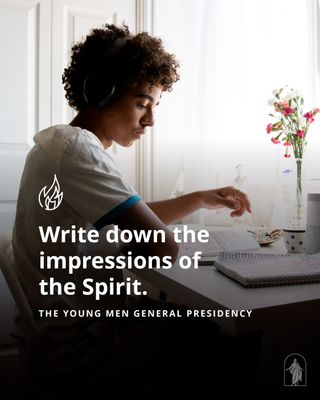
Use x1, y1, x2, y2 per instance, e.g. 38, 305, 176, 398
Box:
62, 24, 180, 111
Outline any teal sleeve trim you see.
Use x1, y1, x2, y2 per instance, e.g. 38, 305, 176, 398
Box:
93, 194, 141, 230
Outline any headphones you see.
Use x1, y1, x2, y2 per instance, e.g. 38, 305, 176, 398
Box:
83, 37, 128, 107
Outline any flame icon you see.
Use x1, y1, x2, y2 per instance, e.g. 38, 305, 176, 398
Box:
38, 174, 63, 211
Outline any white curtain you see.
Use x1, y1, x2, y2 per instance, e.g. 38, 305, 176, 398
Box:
175, 0, 320, 226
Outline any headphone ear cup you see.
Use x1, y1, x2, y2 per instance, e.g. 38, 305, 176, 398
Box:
83, 72, 118, 107
82, 36, 128, 107
98, 84, 117, 107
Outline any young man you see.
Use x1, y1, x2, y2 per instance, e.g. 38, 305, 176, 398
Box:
12, 24, 252, 398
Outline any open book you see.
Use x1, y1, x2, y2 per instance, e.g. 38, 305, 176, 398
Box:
177, 227, 260, 258
215, 252, 320, 287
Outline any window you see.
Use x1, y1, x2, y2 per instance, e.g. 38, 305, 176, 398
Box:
153, 0, 320, 227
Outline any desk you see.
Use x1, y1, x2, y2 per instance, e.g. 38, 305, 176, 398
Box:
133, 230, 320, 335
132, 227, 320, 394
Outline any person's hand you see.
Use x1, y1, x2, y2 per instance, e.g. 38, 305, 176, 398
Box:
199, 186, 252, 217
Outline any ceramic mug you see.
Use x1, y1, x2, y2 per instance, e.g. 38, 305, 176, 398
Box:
283, 229, 305, 254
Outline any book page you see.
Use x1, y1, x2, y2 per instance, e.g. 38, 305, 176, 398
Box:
178, 227, 260, 258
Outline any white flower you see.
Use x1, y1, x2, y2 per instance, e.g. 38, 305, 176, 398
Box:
297, 116, 307, 130
292, 89, 303, 98
280, 86, 296, 102
283, 94, 295, 102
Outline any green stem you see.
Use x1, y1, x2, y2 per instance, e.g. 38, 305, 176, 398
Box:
295, 158, 303, 226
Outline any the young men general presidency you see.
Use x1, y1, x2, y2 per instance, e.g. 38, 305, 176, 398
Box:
12, 24, 253, 398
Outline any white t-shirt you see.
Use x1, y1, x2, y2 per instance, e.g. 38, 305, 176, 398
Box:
12, 125, 141, 331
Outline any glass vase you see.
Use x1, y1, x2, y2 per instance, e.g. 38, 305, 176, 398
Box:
291, 158, 305, 229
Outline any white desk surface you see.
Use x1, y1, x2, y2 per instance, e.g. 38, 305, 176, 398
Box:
133, 226, 320, 334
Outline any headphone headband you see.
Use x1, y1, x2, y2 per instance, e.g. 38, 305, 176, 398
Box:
82, 36, 129, 107
109, 37, 128, 53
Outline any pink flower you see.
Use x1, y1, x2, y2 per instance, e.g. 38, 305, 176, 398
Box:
266, 123, 273, 134
274, 101, 288, 112
267, 88, 319, 160
303, 111, 315, 123
282, 107, 295, 116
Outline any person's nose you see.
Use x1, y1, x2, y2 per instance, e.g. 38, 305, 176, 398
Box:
141, 110, 154, 127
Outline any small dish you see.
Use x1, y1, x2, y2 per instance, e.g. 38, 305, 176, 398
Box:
247, 228, 283, 246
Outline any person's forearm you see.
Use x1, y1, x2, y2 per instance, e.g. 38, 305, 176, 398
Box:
147, 192, 203, 225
